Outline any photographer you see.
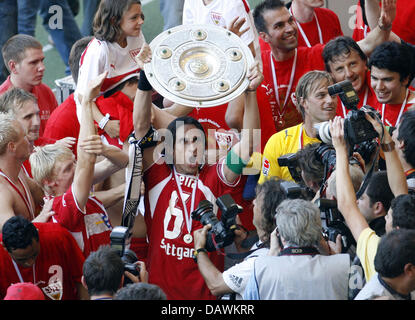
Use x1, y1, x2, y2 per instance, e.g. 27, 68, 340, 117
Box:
259, 70, 336, 184
331, 114, 409, 282
192, 178, 287, 300
243, 199, 351, 300
355, 229, 415, 300
81, 245, 148, 300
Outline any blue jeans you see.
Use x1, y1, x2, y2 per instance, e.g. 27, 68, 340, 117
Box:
81, 0, 99, 36
18, 0, 40, 36
39, 0, 82, 74
0, 0, 17, 82
160, 0, 184, 30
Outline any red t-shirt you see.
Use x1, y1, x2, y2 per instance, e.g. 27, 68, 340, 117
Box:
260, 7, 343, 51
143, 158, 243, 300
51, 185, 112, 258
95, 91, 134, 148
376, 100, 414, 127
257, 45, 325, 152
0, 77, 58, 138
42, 94, 80, 158
0, 222, 85, 300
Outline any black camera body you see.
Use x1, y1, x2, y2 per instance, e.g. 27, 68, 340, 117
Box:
328, 80, 378, 146
110, 226, 140, 284
280, 180, 314, 200
277, 153, 303, 183
192, 194, 243, 252
315, 198, 355, 253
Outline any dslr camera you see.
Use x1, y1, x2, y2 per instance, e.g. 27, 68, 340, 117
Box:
277, 153, 303, 183
315, 198, 355, 253
191, 194, 243, 252
314, 80, 379, 146
280, 180, 314, 200
110, 226, 140, 284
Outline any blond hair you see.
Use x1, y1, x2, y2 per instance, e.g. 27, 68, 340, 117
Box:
295, 71, 334, 119
0, 113, 19, 155
29, 144, 74, 192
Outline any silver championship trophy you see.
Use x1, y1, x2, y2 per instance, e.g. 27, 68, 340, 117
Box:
144, 24, 255, 107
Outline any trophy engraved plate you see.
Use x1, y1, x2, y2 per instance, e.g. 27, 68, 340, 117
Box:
144, 24, 254, 107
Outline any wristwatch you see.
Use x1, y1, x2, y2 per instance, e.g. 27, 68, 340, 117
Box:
381, 140, 395, 152
193, 248, 208, 262
98, 113, 110, 130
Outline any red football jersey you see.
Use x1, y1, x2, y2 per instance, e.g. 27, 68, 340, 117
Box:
143, 158, 242, 300
0, 222, 85, 300
51, 185, 112, 258
257, 46, 325, 152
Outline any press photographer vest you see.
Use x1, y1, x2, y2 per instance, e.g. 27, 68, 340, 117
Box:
251, 251, 350, 300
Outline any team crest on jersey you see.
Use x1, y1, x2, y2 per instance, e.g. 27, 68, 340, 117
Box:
210, 11, 223, 25
262, 158, 270, 176
129, 48, 141, 61
41, 280, 63, 300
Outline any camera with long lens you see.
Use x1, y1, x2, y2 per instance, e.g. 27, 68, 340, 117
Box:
277, 153, 303, 183
315, 198, 355, 253
110, 226, 140, 285
191, 194, 243, 252
315, 143, 337, 172
315, 80, 379, 146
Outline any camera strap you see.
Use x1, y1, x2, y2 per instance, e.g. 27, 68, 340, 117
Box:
278, 246, 319, 256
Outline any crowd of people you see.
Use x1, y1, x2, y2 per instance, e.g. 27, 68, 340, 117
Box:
0, 0, 414, 301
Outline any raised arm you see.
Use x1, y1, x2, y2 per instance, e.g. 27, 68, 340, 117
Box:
357, 0, 400, 56
358, 0, 400, 55
331, 117, 369, 242
73, 72, 107, 210
223, 62, 262, 184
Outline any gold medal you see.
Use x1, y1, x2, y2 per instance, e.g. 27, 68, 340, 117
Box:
183, 233, 193, 244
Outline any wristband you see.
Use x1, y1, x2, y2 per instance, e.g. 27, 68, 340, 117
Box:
193, 248, 208, 262
98, 113, 110, 129
226, 148, 248, 175
138, 69, 152, 91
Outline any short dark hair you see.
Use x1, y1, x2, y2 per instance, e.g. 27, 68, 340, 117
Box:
114, 283, 167, 300
255, 177, 288, 244
390, 194, 415, 230
366, 171, 394, 212
82, 245, 124, 296
323, 36, 367, 73
397, 110, 415, 168
68, 36, 94, 84
164, 116, 206, 167
368, 41, 414, 84
2, 34, 42, 72
93, 0, 142, 42
2, 216, 39, 252
253, 0, 286, 34
297, 143, 325, 187
375, 229, 415, 278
